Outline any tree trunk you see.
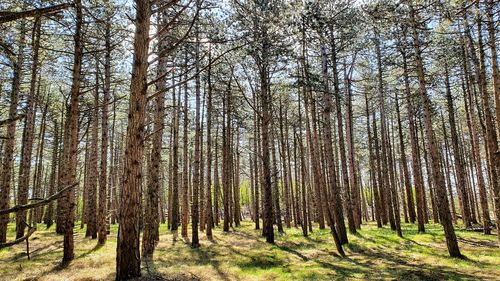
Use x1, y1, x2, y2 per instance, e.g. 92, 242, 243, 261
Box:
116, 0, 150, 277
0, 20, 25, 242
98, 6, 112, 244
205, 45, 214, 238
16, 16, 41, 239
364, 91, 382, 227
191, 14, 201, 247
86, 62, 99, 240
444, 65, 472, 228
142, 11, 167, 258
409, 3, 461, 257
181, 59, 189, 238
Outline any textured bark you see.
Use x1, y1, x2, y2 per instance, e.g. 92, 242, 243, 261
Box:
108, 98, 117, 226
271, 136, 283, 233
116, 0, 150, 277
59, 0, 83, 263
300, 24, 325, 230
402, 46, 425, 232
364, 92, 382, 227
142, 12, 167, 258
444, 65, 472, 228
295, 122, 308, 237
86, 65, 99, 240
386, 122, 402, 237
372, 110, 386, 226
463, 68, 491, 234
0, 21, 25, 243
191, 14, 201, 247
395, 92, 416, 223
32, 102, 48, 224
307, 88, 326, 230
43, 120, 60, 228
222, 73, 232, 233
214, 130, 220, 226
252, 89, 260, 230
233, 131, 241, 227
345, 73, 361, 229
16, 16, 41, 239
409, 3, 461, 257
305, 61, 345, 254
205, 46, 214, 238
181, 63, 189, 237
330, 37, 356, 235
98, 7, 112, 244
483, 0, 500, 243
278, 99, 291, 228
440, 114, 457, 224
374, 29, 396, 231
170, 75, 180, 232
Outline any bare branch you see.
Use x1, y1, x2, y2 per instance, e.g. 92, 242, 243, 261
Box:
0, 183, 78, 216
0, 3, 72, 24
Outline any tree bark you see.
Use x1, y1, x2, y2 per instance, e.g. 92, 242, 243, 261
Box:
409, 2, 461, 258
16, 16, 41, 239
116, 0, 150, 277
0, 20, 25, 243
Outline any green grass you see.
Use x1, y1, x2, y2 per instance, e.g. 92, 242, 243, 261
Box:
0, 221, 499, 280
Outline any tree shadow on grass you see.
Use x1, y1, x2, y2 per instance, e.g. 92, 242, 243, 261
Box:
77, 242, 104, 259
347, 242, 478, 280
151, 242, 232, 281
192, 245, 231, 281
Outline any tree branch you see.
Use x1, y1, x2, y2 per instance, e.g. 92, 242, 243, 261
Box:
0, 114, 25, 127
0, 183, 78, 216
0, 3, 72, 24
0, 227, 36, 249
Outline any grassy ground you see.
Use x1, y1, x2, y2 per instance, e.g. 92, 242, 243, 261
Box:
0, 220, 499, 281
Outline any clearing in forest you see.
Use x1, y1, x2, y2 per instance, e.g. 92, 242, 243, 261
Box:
1, 221, 498, 281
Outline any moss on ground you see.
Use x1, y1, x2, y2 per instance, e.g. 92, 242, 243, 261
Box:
0, 221, 498, 280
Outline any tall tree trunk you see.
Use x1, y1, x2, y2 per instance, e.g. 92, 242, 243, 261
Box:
364, 91, 382, 227
98, 6, 112, 244
271, 134, 283, 233
116, 0, 150, 277
278, 99, 291, 228
395, 91, 416, 224
402, 44, 426, 232
233, 130, 241, 227
60, 0, 83, 263
345, 66, 361, 228
142, 12, 167, 258
32, 101, 48, 224
43, 120, 60, 228
409, 2, 461, 257
222, 73, 232, 232
251, 87, 260, 230
214, 128, 220, 226
482, 0, 500, 242
257, 3, 274, 244
16, 16, 41, 239
181, 59, 189, 238
374, 28, 396, 231
191, 12, 201, 247
170, 74, 180, 232
463, 69, 491, 234
330, 35, 356, 235
440, 113, 457, 224
444, 66, 472, 227
205, 45, 214, 238
0, 21, 25, 242
86, 63, 99, 240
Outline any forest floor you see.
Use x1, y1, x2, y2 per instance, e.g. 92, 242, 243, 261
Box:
0, 220, 499, 281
